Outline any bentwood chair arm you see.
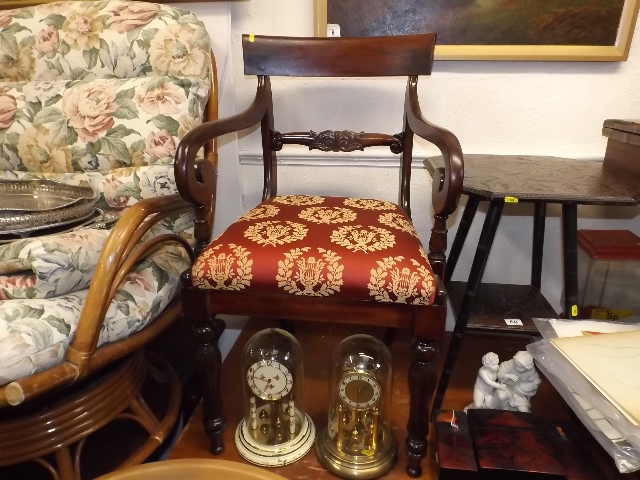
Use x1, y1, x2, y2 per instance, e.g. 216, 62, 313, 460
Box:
65, 195, 193, 368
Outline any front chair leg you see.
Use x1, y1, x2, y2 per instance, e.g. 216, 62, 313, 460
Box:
194, 314, 227, 455
405, 338, 438, 478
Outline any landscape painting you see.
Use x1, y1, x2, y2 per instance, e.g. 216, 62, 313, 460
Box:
315, 0, 640, 61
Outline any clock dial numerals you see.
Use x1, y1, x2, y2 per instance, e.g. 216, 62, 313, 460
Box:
338, 373, 381, 410
246, 360, 293, 401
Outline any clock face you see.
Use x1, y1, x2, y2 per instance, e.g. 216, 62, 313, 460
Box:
338, 372, 381, 410
246, 360, 293, 401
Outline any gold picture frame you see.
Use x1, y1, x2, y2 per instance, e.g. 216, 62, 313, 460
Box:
314, 0, 640, 61
0, 0, 223, 9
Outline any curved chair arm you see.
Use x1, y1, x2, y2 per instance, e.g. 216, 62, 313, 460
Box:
67, 195, 192, 367
175, 76, 272, 208
1, 195, 192, 406
405, 76, 464, 217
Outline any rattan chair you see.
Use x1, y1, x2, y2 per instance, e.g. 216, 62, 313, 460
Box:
0, 2, 217, 478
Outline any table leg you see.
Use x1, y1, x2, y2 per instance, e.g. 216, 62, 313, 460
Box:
531, 202, 546, 290
433, 199, 505, 411
562, 203, 579, 319
444, 196, 480, 284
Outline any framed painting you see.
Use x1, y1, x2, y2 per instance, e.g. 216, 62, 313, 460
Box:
314, 0, 640, 61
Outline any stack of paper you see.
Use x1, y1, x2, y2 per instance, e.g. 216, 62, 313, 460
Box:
550, 330, 640, 428
528, 320, 640, 473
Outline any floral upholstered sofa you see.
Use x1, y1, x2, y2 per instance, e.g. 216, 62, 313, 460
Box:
0, 1, 214, 392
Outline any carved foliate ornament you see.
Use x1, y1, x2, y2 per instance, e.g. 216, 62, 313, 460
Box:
244, 221, 308, 247
378, 212, 418, 237
192, 243, 253, 290
276, 247, 344, 296
239, 204, 280, 221
368, 256, 435, 304
309, 130, 365, 152
273, 195, 325, 206
343, 198, 396, 210
299, 207, 357, 224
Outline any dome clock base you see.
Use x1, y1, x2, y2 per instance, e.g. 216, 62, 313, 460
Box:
315, 426, 398, 479
234, 413, 315, 467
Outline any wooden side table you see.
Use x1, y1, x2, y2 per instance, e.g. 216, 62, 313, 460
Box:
425, 154, 640, 411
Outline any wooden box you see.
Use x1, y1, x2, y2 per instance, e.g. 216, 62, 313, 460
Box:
602, 119, 640, 177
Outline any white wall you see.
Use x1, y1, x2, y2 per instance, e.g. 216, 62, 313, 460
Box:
193, 0, 640, 329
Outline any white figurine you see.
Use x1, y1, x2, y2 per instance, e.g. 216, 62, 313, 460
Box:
468, 352, 507, 411
496, 351, 541, 413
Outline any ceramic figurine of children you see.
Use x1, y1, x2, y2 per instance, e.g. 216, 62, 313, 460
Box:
496, 351, 541, 413
467, 352, 507, 411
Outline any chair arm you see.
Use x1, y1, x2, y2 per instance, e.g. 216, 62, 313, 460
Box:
405, 76, 464, 217
175, 76, 271, 208
65, 195, 192, 371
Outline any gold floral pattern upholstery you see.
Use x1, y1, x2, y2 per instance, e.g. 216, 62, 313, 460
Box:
192, 196, 436, 305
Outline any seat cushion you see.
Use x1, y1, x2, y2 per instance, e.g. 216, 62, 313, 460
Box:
0, 243, 189, 385
0, 76, 209, 173
0, 1, 212, 82
192, 195, 436, 305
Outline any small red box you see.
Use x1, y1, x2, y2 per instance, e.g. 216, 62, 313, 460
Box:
577, 230, 640, 319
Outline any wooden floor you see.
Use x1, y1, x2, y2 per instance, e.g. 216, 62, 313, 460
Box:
168, 318, 639, 479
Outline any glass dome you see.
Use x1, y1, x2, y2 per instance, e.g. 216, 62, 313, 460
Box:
316, 334, 397, 478
235, 328, 315, 467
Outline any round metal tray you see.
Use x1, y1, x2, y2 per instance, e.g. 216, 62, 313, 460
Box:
0, 208, 125, 244
0, 179, 95, 211
0, 180, 98, 234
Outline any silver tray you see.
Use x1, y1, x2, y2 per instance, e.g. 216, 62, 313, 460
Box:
0, 180, 97, 234
0, 209, 120, 243
0, 179, 95, 211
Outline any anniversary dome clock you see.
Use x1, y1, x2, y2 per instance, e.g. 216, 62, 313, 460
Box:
316, 334, 397, 479
235, 328, 315, 467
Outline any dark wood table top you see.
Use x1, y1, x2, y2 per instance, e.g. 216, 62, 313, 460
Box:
169, 319, 637, 479
425, 154, 640, 205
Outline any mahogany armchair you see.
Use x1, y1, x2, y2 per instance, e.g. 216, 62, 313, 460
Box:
175, 34, 463, 477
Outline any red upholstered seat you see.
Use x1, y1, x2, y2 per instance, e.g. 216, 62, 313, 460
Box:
192, 195, 436, 305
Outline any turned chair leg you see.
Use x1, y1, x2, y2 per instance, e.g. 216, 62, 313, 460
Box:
194, 314, 227, 455
405, 338, 439, 478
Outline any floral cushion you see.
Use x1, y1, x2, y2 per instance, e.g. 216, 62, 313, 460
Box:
0, 0, 212, 176
0, 1, 212, 82
192, 195, 436, 305
0, 212, 192, 300
0, 243, 189, 385
0, 75, 209, 173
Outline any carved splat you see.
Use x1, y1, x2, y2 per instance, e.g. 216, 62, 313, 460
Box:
309, 130, 365, 152
272, 130, 404, 153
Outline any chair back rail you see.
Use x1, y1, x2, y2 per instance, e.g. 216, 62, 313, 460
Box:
243, 34, 436, 77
